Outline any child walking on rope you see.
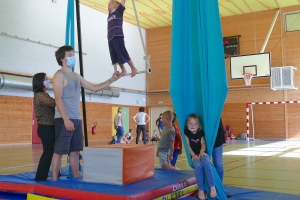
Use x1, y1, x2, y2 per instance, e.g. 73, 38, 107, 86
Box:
156, 111, 175, 170
184, 113, 217, 200
108, 0, 137, 78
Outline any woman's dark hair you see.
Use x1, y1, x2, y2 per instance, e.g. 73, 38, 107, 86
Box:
55, 45, 74, 66
139, 107, 145, 112
32, 73, 46, 93
172, 112, 177, 124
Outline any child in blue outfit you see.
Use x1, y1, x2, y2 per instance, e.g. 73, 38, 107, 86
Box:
184, 113, 216, 200
108, 0, 137, 78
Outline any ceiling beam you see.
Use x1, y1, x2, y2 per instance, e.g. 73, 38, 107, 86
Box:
257, 0, 270, 10
139, 13, 160, 28
160, 0, 172, 9
150, 0, 171, 23
228, 0, 245, 14
275, 0, 280, 8
243, 0, 253, 12
219, 3, 237, 15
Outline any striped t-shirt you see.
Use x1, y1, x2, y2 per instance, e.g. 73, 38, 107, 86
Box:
107, 4, 125, 41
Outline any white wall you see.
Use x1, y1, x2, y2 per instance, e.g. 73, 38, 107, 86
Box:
0, 0, 146, 104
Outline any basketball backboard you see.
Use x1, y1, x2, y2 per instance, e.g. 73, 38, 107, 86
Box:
230, 52, 271, 79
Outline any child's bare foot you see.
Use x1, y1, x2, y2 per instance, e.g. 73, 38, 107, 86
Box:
130, 68, 137, 77
198, 190, 205, 200
210, 186, 217, 198
118, 69, 127, 78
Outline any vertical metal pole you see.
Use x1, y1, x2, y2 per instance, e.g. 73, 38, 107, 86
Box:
75, 0, 88, 147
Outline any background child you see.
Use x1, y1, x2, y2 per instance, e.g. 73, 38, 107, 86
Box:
171, 112, 182, 169
156, 111, 175, 170
184, 113, 216, 200
125, 129, 133, 144
109, 135, 117, 144
108, 0, 137, 78
151, 130, 159, 143
156, 113, 165, 136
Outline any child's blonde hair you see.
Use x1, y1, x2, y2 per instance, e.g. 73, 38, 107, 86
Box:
162, 110, 174, 121
185, 113, 202, 130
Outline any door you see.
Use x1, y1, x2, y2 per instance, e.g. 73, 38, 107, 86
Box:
150, 106, 173, 138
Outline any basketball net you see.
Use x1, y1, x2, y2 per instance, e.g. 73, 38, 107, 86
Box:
242, 73, 254, 86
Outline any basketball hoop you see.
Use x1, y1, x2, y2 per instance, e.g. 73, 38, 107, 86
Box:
242, 73, 254, 86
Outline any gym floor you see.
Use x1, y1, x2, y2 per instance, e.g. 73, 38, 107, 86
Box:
0, 140, 299, 196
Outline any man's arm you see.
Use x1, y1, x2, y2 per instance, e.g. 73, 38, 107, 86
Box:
133, 114, 137, 123
53, 71, 74, 131
79, 72, 118, 92
145, 113, 150, 123
121, 0, 126, 6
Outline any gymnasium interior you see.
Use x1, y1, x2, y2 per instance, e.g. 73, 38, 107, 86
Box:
0, 0, 300, 199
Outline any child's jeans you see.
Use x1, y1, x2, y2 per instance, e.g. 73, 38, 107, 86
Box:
192, 156, 215, 191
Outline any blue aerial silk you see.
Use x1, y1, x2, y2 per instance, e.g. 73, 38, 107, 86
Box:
65, 0, 75, 72
170, 0, 228, 199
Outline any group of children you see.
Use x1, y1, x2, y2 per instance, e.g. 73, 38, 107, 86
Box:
110, 129, 133, 144
157, 111, 217, 200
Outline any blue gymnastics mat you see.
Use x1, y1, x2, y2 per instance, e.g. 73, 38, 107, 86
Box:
0, 169, 299, 200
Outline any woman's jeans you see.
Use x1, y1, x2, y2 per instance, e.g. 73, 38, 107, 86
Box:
212, 145, 224, 182
116, 126, 124, 144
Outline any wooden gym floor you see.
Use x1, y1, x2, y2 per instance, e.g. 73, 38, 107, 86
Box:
0, 140, 299, 196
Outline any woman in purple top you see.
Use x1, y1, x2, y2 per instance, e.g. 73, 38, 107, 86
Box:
108, 0, 137, 78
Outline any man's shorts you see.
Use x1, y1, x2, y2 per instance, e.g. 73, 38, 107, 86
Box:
54, 118, 83, 155
108, 36, 131, 65
158, 151, 170, 166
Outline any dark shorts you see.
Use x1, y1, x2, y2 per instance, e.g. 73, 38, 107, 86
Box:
54, 118, 83, 155
108, 37, 131, 65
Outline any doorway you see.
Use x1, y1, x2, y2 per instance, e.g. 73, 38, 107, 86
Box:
150, 106, 173, 138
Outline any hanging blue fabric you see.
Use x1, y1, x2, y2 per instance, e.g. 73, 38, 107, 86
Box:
170, 0, 228, 199
65, 0, 75, 72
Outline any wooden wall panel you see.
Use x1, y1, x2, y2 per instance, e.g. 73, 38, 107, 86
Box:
222, 103, 246, 137
80, 103, 143, 143
0, 95, 144, 144
287, 104, 300, 139
146, 5, 300, 139
0, 96, 32, 144
147, 93, 172, 107
252, 104, 285, 139
147, 26, 172, 91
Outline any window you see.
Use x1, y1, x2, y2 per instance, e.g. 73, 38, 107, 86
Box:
285, 12, 300, 32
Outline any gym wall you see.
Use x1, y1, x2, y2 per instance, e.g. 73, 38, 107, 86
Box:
0, 95, 145, 144
146, 5, 300, 139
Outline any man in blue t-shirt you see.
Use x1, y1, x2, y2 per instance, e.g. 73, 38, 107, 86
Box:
108, 0, 137, 78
